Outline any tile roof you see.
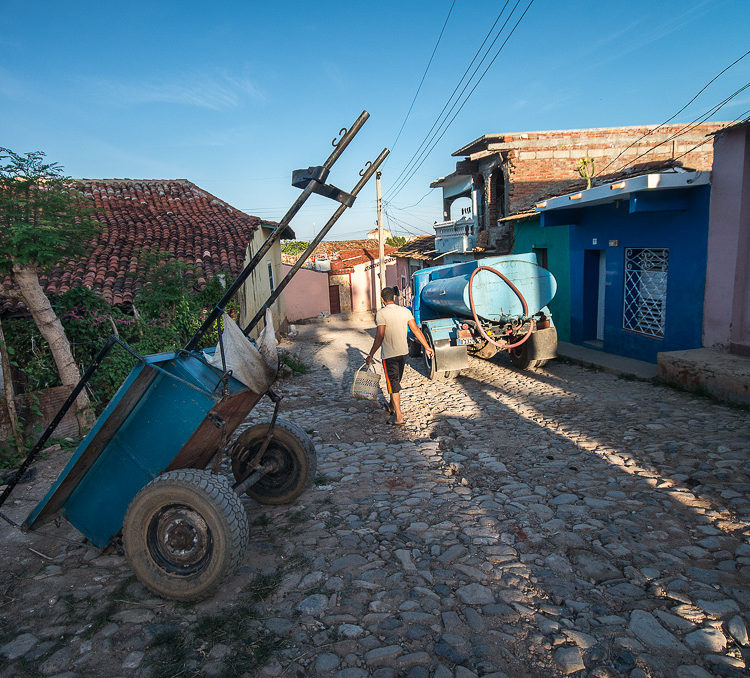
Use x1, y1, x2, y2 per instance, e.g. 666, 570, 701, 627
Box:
1, 179, 262, 313
283, 239, 397, 269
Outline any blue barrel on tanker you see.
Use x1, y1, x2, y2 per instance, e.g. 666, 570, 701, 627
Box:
409, 253, 558, 378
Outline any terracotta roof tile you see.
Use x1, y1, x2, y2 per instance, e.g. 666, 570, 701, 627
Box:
1, 179, 261, 313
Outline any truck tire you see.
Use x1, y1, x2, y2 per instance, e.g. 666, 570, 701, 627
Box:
510, 342, 546, 370
122, 469, 249, 602
408, 337, 422, 357
422, 329, 445, 381
231, 419, 316, 505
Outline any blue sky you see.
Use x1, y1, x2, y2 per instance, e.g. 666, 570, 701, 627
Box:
2, 1, 749, 241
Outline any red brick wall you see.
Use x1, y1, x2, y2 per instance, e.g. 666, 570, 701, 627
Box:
483, 123, 723, 213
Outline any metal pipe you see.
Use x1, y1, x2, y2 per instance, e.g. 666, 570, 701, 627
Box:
184, 110, 371, 351
233, 465, 271, 495
243, 146, 390, 336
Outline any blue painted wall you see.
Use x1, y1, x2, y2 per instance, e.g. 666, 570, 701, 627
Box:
556, 185, 711, 363
512, 217, 572, 342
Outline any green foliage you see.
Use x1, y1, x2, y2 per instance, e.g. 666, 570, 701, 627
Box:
279, 239, 310, 256
3, 263, 235, 417
0, 148, 101, 275
280, 351, 309, 374
386, 235, 407, 248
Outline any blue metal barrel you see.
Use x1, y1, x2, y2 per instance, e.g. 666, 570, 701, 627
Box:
419, 254, 557, 322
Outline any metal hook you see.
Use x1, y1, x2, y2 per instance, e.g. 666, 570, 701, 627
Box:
359, 160, 372, 177
332, 127, 348, 147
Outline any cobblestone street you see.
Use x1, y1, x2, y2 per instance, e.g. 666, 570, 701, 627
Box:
1, 317, 749, 677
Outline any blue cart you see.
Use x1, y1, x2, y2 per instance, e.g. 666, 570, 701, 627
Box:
0, 112, 388, 600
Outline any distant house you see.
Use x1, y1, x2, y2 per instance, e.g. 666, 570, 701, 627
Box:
534, 169, 712, 363
281, 240, 399, 318
430, 122, 725, 262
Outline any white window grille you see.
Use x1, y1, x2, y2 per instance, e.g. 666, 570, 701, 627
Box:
623, 248, 668, 338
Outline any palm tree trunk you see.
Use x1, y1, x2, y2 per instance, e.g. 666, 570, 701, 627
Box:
11, 264, 94, 431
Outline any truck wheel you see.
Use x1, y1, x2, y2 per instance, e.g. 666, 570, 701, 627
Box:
231, 419, 316, 505
408, 338, 422, 357
122, 470, 249, 601
422, 329, 445, 381
510, 342, 546, 370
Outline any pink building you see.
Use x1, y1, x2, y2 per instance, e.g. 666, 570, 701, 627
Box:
281, 264, 330, 321
703, 121, 750, 355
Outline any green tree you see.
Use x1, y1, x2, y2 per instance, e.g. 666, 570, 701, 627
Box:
0, 148, 100, 431
386, 235, 407, 248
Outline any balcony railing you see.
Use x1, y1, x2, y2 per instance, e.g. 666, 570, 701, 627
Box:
434, 216, 477, 254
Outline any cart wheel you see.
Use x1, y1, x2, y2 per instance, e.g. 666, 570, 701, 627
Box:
510, 342, 546, 370
408, 337, 422, 357
422, 328, 445, 381
231, 419, 316, 505
122, 470, 249, 602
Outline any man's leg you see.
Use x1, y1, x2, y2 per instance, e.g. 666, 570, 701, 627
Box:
391, 391, 404, 424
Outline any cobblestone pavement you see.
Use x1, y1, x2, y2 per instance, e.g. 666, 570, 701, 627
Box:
1, 316, 749, 678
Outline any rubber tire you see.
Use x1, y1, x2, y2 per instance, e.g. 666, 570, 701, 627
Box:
422, 328, 445, 381
470, 340, 499, 360
122, 469, 249, 602
510, 342, 546, 370
231, 419, 317, 505
408, 337, 422, 357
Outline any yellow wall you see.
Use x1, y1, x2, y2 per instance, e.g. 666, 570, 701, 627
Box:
238, 226, 287, 339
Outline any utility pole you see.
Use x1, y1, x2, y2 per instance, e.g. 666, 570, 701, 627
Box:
376, 170, 384, 292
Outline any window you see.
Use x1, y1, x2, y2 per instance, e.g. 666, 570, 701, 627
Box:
268, 261, 274, 293
533, 247, 548, 270
623, 248, 668, 338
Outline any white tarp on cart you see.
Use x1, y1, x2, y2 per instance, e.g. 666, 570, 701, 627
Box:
204, 310, 278, 393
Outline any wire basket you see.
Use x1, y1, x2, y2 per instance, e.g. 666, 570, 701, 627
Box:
351, 363, 381, 400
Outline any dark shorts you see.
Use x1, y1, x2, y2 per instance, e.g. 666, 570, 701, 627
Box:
383, 354, 407, 394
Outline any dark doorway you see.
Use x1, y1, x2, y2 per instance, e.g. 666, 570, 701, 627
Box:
533, 247, 548, 270
328, 285, 341, 315
583, 249, 606, 344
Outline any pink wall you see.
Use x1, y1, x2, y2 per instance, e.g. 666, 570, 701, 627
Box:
281, 264, 330, 321
350, 258, 398, 313
703, 125, 750, 354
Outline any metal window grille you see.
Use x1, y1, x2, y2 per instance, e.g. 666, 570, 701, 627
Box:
623, 248, 668, 338
268, 261, 274, 293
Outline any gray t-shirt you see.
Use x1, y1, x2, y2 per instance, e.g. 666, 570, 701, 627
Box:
375, 303, 414, 359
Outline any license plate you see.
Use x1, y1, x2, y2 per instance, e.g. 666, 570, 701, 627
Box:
457, 337, 475, 345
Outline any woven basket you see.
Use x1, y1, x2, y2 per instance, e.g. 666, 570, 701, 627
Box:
351, 363, 381, 400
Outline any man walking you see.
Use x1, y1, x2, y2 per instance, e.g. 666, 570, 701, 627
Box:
366, 287, 433, 425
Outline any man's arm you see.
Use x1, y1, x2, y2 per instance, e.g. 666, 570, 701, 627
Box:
408, 319, 433, 358
366, 325, 386, 364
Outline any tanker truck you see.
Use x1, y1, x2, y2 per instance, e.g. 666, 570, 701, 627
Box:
407, 253, 558, 379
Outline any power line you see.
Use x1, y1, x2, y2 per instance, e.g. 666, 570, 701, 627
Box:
387, 0, 535, 202
669, 108, 750, 164
390, 1, 456, 154
596, 47, 750, 178
384, 188, 435, 210
384, 0, 514, 197
384, 208, 434, 237
613, 80, 750, 175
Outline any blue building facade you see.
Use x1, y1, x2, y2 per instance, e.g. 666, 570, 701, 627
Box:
537, 172, 711, 363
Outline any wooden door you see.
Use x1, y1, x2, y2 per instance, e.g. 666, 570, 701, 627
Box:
328, 285, 341, 315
